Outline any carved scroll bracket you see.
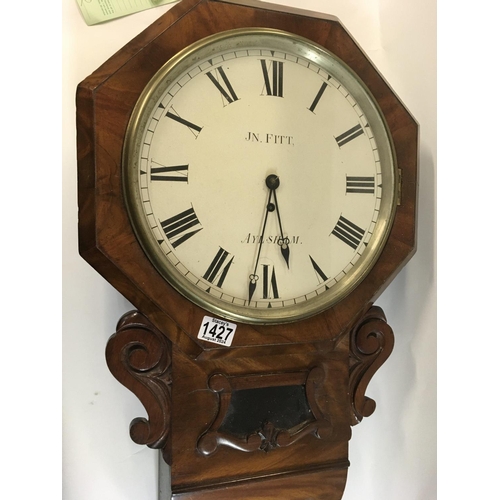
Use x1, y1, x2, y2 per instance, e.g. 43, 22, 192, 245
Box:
106, 310, 172, 463
348, 305, 395, 426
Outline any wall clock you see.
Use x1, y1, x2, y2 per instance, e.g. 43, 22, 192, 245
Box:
76, 0, 418, 498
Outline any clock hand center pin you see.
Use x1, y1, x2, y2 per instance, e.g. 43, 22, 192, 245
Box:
265, 174, 280, 190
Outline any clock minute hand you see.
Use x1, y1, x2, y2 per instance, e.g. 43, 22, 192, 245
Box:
248, 187, 273, 302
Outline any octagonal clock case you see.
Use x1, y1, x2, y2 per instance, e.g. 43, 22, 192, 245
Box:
76, 1, 418, 498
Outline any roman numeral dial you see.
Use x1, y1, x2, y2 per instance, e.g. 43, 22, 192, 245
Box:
150, 162, 189, 182
262, 264, 279, 299
309, 256, 329, 284
331, 216, 366, 250
260, 59, 284, 97
125, 33, 395, 322
160, 207, 202, 248
346, 176, 375, 194
308, 81, 329, 113
165, 108, 202, 137
335, 124, 364, 147
203, 247, 234, 288
206, 67, 239, 104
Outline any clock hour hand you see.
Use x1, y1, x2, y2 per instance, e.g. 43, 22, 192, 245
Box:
273, 191, 290, 268
248, 187, 273, 301
266, 175, 290, 268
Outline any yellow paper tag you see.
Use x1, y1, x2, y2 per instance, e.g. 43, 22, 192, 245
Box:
76, 0, 179, 26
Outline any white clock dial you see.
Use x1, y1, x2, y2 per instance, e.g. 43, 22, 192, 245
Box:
124, 29, 396, 324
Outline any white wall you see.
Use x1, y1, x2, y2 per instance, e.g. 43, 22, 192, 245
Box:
62, 1, 436, 499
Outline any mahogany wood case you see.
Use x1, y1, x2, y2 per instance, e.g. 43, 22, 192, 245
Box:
76, 0, 418, 498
